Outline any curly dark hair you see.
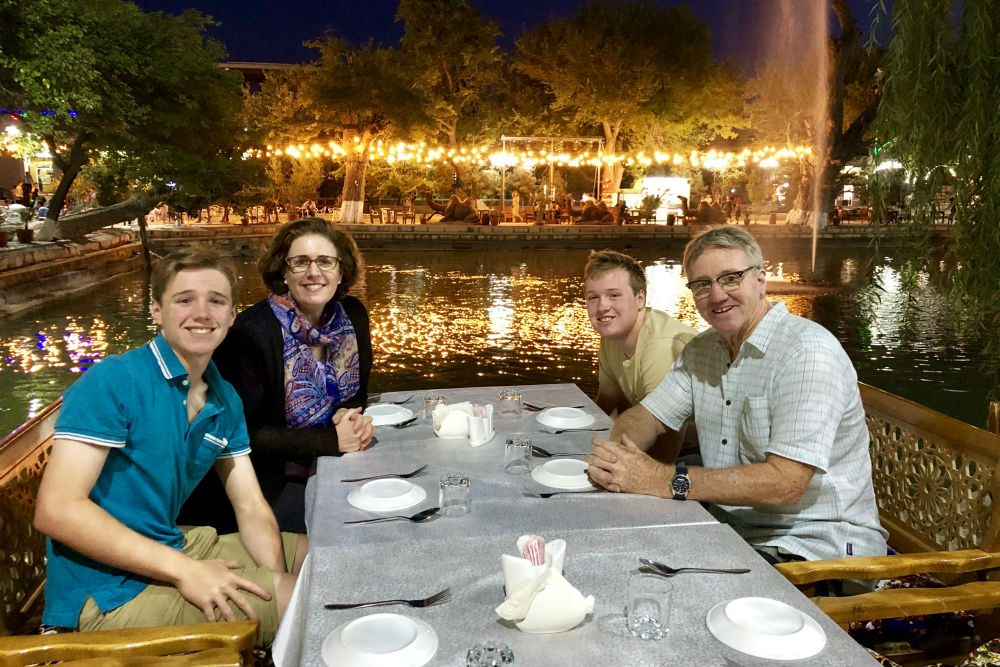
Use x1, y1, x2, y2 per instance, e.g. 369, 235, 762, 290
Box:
258, 217, 363, 300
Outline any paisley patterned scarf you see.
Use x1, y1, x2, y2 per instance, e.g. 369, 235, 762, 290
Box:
268, 293, 361, 430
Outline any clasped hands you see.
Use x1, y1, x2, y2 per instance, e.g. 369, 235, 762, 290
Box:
585, 434, 671, 498
334, 407, 374, 452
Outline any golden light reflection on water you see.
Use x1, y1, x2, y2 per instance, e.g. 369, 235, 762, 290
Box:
0, 247, 991, 436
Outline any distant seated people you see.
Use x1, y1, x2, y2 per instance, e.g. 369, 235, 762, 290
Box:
35, 196, 48, 220
33, 248, 305, 647
586, 227, 888, 564
585, 250, 697, 459
179, 218, 373, 534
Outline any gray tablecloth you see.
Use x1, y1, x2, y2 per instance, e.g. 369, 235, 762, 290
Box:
293, 384, 877, 666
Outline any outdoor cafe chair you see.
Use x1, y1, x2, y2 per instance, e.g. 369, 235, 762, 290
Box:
777, 383, 1000, 663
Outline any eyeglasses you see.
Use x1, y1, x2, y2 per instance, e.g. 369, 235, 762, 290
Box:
685, 266, 759, 298
285, 255, 341, 273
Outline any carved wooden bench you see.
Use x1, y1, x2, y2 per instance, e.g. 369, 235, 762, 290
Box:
0, 401, 256, 665
778, 382, 1000, 653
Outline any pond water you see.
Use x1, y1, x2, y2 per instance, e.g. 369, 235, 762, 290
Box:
0, 243, 990, 438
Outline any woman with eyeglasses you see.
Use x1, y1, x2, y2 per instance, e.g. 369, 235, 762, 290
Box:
179, 217, 373, 533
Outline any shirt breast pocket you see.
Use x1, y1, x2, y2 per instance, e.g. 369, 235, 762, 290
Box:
189, 432, 228, 482
737, 395, 771, 463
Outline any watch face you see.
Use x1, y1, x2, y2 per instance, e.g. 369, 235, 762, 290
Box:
671, 475, 690, 497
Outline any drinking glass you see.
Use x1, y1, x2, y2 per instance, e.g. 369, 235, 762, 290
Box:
423, 392, 446, 423
504, 435, 532, 474
439, 472, 471, 515
498, 388, 522, 417
627, 573, 672, 640
466, 641, 514, 666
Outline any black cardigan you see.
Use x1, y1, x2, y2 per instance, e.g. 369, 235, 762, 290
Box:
178, 296, 372, 532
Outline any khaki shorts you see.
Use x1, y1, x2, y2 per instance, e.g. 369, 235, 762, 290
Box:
79, 526, 300, 647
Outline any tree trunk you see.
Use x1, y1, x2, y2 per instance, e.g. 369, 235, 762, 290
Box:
340, 146, 368, 224
36, 136, 90, 241
137, 213, 153, 273
45, 192, 158, 240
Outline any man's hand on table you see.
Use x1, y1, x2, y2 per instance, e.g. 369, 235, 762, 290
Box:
586, 434, 672, 497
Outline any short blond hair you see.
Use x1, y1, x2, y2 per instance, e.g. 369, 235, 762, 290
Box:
682, 226, 764, 275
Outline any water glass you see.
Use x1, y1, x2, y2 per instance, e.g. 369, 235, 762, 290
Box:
498, 388, 522, 417
466, 641, 514, 666
423, 392, 446, 423
504, 435, 532, 474
439, 472, 471, 515
627, 573, 672, 640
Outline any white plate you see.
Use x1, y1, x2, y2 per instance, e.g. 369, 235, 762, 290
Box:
530, 459, 598, 491
535, 407, 595, 430
322, 613, 438, 667
367, 404, 414, 427
706, 597, 826, 660
347, 479, 427, 512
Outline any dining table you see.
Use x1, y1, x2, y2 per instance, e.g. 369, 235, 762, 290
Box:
282, 383, 879, 666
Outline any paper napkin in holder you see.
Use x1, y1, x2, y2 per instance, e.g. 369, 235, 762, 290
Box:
495, 537, 594, 633
433, 402, 495, 447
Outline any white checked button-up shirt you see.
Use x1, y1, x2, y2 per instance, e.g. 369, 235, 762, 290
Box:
641, 301, 888, 561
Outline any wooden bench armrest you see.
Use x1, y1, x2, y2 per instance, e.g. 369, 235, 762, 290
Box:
813, 581, 1000, 624
0, 621, 255, 665
776, 549, 1000, 585
58, 647, 243, 666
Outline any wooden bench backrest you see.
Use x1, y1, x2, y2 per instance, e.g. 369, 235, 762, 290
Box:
861, 382, 1000, 555
0, 399, 60, 636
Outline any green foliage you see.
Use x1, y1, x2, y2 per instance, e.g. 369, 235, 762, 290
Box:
872, 0, 1000, 402
0, 0, 260, 217
514, 0, 744, 156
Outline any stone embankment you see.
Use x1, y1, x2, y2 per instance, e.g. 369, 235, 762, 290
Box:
0, 230, 142, 316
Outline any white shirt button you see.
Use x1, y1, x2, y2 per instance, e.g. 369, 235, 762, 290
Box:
182, 379, 189, 386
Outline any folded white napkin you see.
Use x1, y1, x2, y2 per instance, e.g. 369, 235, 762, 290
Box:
495, 536, 594, 633
433, 402, 495, 446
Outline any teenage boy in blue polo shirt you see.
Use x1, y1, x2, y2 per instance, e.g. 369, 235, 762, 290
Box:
34, 248, 306, 646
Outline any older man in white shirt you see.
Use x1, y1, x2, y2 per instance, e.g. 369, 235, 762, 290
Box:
586, 226, 887, 564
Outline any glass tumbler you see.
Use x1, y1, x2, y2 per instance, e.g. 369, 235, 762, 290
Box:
627, 573, 672, 640
423, 392, 446, 423
466, 641, 514, 666
498, 388, 522, 417
439, 472, 471, 515
504, 435, 532, 474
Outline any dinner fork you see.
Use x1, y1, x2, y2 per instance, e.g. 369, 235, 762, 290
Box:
324, 587, 452, 610
343, 507, 440, 525
373, 394, 415, 405
538, 425, 609, 435
639, 558, 750, 576
340, 464, 427, 483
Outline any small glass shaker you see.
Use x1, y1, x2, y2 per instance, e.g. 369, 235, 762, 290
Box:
466, 641, 514, 666
423, 391, 446, 423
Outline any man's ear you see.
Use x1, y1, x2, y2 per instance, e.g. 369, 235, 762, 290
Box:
636, 290, 646, 309
150, 300, 162, 326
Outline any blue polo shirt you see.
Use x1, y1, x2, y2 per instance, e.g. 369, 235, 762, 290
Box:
43, 334, 251, 628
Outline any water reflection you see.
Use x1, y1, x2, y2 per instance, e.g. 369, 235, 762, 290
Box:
0, 246, 990, 436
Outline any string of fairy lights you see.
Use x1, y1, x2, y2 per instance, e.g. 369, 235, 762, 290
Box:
249, 138, 812, 170
4, 108, 812, 171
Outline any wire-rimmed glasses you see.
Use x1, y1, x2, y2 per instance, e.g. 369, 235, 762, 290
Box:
685, 266, 759, 299
285, 255, 341, 273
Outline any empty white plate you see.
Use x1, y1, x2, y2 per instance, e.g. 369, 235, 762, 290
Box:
322, 613, 438, 667
706, 597, 826, 660
367, 404, 415, 427
536, 407, 595, 430
347, 479, 427, 512
530, 459, 598, 491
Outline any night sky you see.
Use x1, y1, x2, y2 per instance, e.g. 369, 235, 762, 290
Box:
130, 0, 886, 75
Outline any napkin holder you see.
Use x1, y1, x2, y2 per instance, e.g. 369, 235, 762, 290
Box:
496, 539, 594, 633
433, 402, 495, 447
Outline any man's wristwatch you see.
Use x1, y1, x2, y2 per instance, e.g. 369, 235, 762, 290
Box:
670, 462, 691, 501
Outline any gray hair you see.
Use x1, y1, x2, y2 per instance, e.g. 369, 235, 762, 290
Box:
682, 226, 765, 275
